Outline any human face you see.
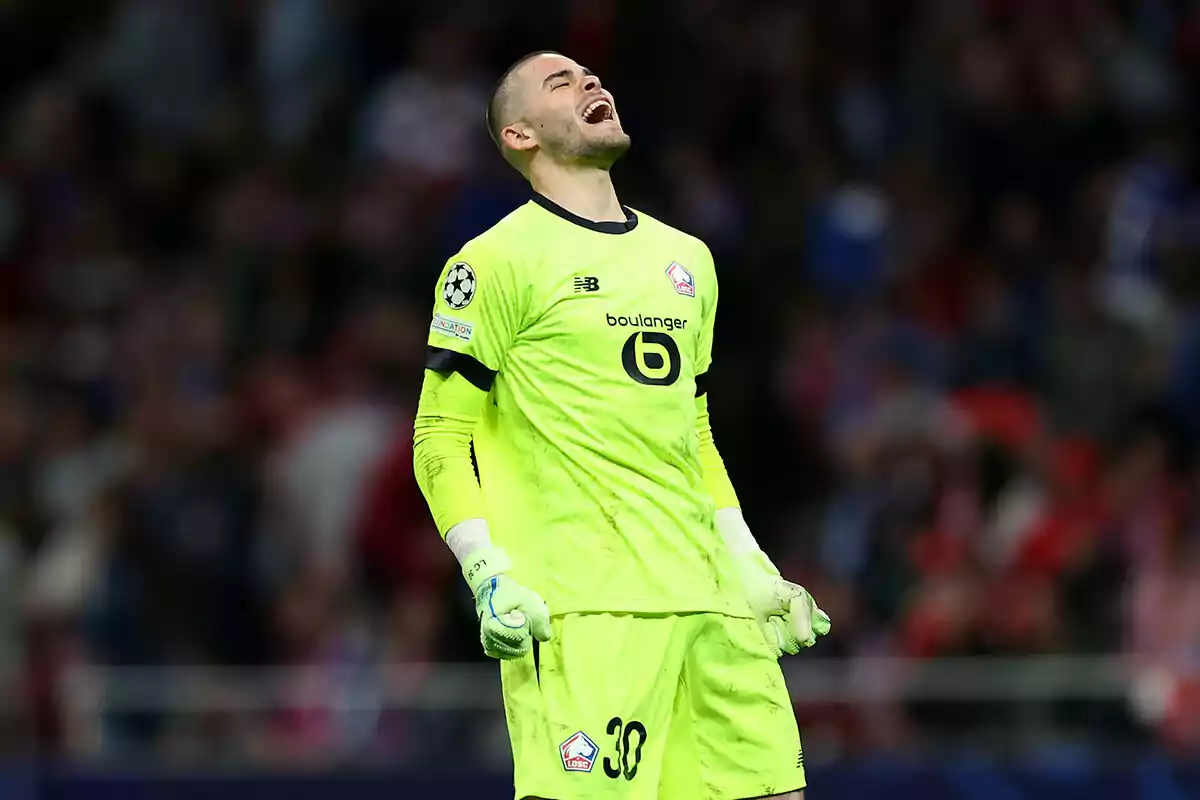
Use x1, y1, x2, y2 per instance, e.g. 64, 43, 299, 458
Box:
509, 54, 630, 167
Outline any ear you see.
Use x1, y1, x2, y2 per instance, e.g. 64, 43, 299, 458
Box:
500, 121, 538, 154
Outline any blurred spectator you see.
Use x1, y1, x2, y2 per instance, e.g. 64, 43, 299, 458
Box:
103, 0, 227, 143
257, 0, 349, 151
358, 23, 488, 186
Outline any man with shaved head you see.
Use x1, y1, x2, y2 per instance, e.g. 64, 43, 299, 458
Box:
484, 50, 632, 178
414, 51, 829, 800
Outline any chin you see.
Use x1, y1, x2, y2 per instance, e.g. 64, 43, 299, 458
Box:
588, 121, 628, 142
583, 130, 631, 161
547, 127, 631, 166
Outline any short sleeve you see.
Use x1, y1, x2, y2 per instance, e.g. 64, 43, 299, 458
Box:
425, 241, 523, 391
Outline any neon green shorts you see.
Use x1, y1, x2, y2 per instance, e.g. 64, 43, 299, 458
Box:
500, 612, 805, 799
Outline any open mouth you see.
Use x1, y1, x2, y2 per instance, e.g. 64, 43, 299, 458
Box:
581, 99, 615, 125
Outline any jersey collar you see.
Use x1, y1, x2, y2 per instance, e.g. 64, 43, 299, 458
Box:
531, 192, 638, 234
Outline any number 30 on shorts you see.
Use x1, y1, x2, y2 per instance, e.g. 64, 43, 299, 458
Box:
603, 717, 647, 781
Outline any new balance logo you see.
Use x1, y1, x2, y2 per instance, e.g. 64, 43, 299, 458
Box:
574, 276, 600, 293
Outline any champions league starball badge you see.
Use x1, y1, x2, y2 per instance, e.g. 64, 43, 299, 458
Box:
443, 262, 477, 309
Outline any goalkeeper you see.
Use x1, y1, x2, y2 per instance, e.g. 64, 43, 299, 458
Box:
414, 51, 829, 800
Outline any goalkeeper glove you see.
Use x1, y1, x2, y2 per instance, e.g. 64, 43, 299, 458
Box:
735, 548, 831, 657
462, 545, 552, 660
716, 508, 830, 657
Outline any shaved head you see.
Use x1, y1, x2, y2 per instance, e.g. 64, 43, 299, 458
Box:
486, 50, 561, 150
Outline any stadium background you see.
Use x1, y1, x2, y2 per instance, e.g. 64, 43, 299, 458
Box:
2, 0, 1200, 797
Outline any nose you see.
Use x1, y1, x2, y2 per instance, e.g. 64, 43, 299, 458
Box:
582, 74, 600, 93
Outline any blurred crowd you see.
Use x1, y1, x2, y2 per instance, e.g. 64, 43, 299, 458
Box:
4, 0, 1200, 764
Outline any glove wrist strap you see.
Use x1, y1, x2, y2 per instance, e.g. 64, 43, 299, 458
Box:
446, 519, 513, 591
715, 507, 759, 555
462, 545, 513, 592
716, 508, 783, 577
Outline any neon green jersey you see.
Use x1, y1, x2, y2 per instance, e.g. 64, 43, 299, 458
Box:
424, 194, 746, 618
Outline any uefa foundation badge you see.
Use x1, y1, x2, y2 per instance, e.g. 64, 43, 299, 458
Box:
560, 731, 599, 772
666, 261, 695, 297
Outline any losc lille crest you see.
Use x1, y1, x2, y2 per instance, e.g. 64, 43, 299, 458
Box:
560, 731, 599, 772
666, 261, 695, 297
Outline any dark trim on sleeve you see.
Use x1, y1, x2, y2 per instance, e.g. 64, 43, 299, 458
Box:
695, 372, 710, 397
425, 346, 497, 392
531, 192, 638, 234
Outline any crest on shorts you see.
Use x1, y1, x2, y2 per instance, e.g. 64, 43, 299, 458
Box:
560, 731, 599, 772
666, 261, 695, 297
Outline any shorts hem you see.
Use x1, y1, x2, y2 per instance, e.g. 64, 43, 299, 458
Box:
710, 777, 807, 800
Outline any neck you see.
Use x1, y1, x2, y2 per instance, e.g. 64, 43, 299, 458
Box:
528, 161, 624, 223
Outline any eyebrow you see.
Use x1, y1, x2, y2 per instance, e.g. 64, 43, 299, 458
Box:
541, 67, 594, 88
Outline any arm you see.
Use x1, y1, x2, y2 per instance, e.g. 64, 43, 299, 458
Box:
695, 391, 760, 553
695, 392, 740, 513
413, 250, 550, 658
693, 248, 829, 655
696, 389, 830, 655
413, 369, 487, 540
413, 368, 506, 584
690, 250, 754, 552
